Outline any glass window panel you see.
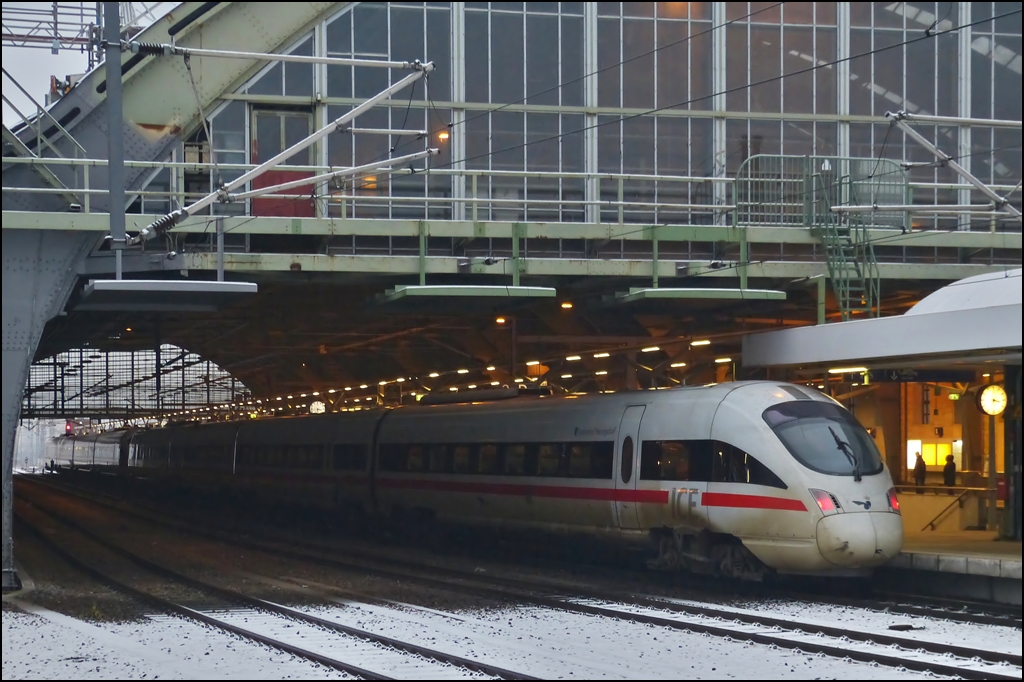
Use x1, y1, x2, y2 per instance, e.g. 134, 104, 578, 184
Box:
353, 3, 389, 56
354, 63, 388, 99
478, 444, 499, 474
597, 115, 620, 173
391, 7, 425, 64
465, 12, 489, 102
326, 13, 352, 54
211, 101, 245, 151
725, 25, 748, 111
622, 117, 654, 174
689, 27, 713, 109
560, 15, 584, 106
327, 64, 352, 99
623, 2, 654, 18
253, 113, 282, 164
426, 8, 451, 101
504, 444, 526, 474
597, 18, 620, 107
492, 12, 524, 103
622, 19, 654, 108
569, 443, 592, 477
491, 110, 524, 170
561, 114, 585, 172
526, 112, 559, 172
285, 37, 313, 97
248, 62, 282, 96
406, 445, 424, 471
656, 20, 689, 109
537, 444, 560, 475
749, 26, 782, 113
526, 14, 559, 106
284, 115, 311, 166
453, 445, 472, 473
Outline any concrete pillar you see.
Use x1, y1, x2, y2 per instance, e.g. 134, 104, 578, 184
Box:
2, 229, 92, 589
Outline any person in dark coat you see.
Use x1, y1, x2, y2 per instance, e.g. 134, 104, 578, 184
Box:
943, 454, 957, 493
913, 452, 926, 490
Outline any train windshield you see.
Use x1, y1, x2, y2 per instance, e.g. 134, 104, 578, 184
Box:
763, 401, 883, 478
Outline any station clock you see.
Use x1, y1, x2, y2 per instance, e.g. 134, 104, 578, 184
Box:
977, 384, 1008, 416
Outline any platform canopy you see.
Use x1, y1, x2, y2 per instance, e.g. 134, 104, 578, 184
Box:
742, 269, 1022, 371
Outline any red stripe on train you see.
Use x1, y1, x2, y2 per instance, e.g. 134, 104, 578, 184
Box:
377, 477, 670, 504
701, 492, 807, 512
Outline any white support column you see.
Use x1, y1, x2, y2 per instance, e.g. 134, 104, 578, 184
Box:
712, 1, 728, 225
957, 1, 973, 230
583, 1, 598, 225
315, 18, 329, 219
837, 2, 851, 160
451, 2, 466, 221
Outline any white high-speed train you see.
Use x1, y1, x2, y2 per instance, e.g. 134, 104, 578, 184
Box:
51, 381, 904, 579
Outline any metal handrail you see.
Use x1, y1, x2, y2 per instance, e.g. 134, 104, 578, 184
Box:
921, 488, 974, 531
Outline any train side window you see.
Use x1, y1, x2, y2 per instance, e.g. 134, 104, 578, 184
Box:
712, 441, 786, 489
591, 441, 613, 479
379, 444, 405, 471
537, 444, 560, 476
478, 444, 499, 474
621, 437, 634, 484
504, 444, 526, 475
569, 443, 592, 477
407, 445, 425, 472
640, 440, 713, 481
452, 445, 473, 473
308, 445, 325, 470
333, 443, 368, 471
428, 445, 449, 473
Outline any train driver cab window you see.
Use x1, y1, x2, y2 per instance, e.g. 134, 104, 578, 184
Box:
453, 445, 473, 474
620, 436, 634, 484
763, 401, 883, 477
504, 444, 526, 475
428, 445, 449, 473
406, 445, 424, 472
478, 444, 499, 474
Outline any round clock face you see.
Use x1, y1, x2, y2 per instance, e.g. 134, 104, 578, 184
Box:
978, 384, 1007, 416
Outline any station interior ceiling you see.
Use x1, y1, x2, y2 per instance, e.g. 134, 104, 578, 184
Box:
30, 270, 946, 412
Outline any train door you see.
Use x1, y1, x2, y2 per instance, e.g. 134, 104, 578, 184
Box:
615, 405, 646, 530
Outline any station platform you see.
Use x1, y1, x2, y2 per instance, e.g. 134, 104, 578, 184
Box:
877, 531, 1023, 606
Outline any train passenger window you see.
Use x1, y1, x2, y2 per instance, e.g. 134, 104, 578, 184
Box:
620, 437, 634, 484
590, 442, 614, 479
712, 441, 786, 489
452, 445, 473, 473
569, 444, 592, 477
478, 444, 499, 474
504, 444, 526, 475
379, 444, 405, 471
428, 445, 449, 473
332, 444, 368, 471
407, 445, 425, 472
537, 444, 560, 476
308, 445, 325, 470
639, 441, 713, 481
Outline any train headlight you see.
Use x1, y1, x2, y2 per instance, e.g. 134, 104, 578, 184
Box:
886, 487, 900, 514
809, 488, 843, 516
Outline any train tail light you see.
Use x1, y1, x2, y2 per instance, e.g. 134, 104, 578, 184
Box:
886, 487, 900, 514
809, 488, 842, 516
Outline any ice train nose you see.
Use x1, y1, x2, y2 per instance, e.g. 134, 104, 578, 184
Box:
816, 512, 903, 567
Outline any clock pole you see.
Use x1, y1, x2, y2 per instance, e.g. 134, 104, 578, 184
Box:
987, 377, 997, 532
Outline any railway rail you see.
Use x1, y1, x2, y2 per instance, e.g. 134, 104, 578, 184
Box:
17, 476, 1023, 681
12, 489, 534, 681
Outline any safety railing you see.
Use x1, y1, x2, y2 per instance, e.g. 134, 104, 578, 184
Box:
5, 154, 1019, 231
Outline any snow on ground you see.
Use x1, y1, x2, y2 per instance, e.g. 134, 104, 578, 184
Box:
291, 597, 941, 679
3, 600, 353, 680
692, 596, 1022, 656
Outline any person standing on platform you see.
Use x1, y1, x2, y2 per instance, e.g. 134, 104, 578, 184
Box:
943, 454, 957, 494
913, 452, 926, 491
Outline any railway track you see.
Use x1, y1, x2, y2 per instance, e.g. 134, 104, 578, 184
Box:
21, 476, 1023, 680
12, 491, 533, 681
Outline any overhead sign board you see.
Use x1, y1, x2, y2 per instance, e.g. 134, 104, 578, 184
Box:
865, 369, 977, 383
